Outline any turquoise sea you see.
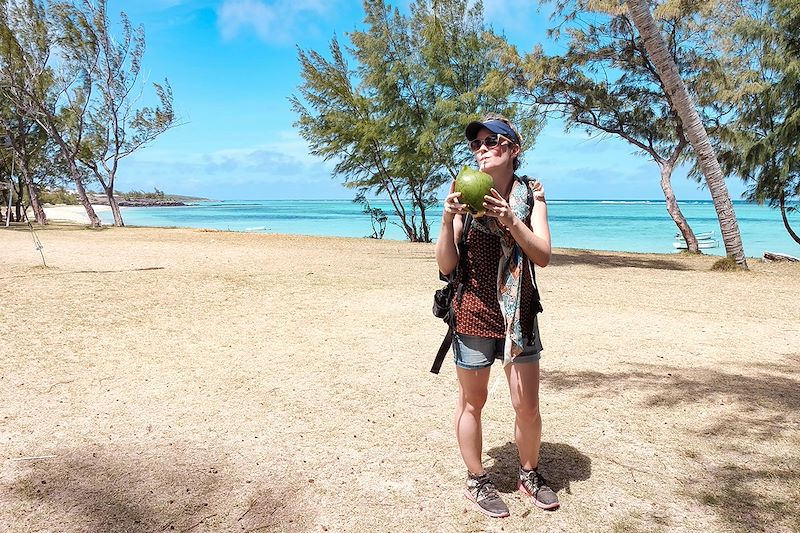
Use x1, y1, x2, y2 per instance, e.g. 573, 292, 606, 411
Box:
110, 199, 799, 258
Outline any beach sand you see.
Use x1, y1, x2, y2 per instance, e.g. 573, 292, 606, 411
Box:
42, 204, 112, 224
1, 225, 798, 532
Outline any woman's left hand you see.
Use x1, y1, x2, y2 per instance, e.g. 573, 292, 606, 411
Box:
483, 188, 515, 227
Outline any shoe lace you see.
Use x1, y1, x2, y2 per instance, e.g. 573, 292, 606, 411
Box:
475, 476, 500, 501
521, 469, 545, 493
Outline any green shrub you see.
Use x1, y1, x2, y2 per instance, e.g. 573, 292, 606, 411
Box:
121, 188, 166, 200
38, 188, 79, 205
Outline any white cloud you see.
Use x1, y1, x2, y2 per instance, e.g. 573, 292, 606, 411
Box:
217, 0, 329, 44
116, 139, 347, 199
117, 132, 337, 192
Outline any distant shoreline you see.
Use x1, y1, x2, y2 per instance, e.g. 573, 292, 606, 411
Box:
88, 193, 210, 207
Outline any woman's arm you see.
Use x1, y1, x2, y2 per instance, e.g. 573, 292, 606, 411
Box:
485, 180, 552, 267
435, 182, 466, 276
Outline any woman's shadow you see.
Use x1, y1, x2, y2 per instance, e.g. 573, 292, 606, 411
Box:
485, 441, 591, 494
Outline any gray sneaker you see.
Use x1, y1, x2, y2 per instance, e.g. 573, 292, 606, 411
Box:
518, 467, 560, 510
464, 472, 510, 518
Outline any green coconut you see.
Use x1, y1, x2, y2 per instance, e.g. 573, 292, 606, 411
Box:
455, 166, 494, 217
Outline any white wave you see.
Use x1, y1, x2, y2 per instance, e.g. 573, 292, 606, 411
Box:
599, 200, 657, 205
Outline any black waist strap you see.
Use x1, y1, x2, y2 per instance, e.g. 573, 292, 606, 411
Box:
430, 327, 453, 374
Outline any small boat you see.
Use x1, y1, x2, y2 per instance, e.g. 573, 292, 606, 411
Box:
673, 238, 719, 249
672, 229, 718, 250
674, 230, 715, 240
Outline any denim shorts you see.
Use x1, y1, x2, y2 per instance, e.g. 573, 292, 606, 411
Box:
453, 333, 541, 370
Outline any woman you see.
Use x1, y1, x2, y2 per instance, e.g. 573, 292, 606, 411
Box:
434, 113, 558, 517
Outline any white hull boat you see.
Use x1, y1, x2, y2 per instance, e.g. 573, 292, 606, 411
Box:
673, 238, 719, 249
673, 230, 718, 250
674, 230, 715, 240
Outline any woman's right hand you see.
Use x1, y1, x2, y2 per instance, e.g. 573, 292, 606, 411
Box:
443, 180, 465, 223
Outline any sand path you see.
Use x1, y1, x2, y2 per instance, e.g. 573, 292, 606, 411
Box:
1, 225, 798, 532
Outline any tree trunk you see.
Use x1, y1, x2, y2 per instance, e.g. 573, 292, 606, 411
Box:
626, 0, 748, 269
19, 165, 47, 225
660, 162, 698, 253
14, 176, 23, 222
101, 169, 123, 227
72, 172, 102, 227
779, 191, 800, 245
105, 185, 124, 227
417, 187, 431, 243
384, 183, 416, 240
26, 184, 47, 225
0, 182, 12, 224
29, 114, 102, 227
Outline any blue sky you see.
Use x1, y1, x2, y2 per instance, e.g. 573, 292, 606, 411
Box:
110, 0, 749, 201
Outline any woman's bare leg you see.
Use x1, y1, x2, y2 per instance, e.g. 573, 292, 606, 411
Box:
505, 361, 541, 469
455, 366, 492, 474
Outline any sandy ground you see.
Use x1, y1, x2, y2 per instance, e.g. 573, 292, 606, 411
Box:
1, 224, 799, 533
42, 205, 112, 224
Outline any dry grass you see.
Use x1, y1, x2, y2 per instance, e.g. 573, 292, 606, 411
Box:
711, 255, 742, 271
1, 225, 799, 533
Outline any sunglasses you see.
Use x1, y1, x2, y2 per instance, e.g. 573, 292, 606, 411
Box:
468, 134, 512, 152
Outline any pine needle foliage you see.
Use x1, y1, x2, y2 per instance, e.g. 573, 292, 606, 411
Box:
711, 0, 800, 245
290, 0, 539, 242
50, 0, 177, 227
0, 0, 176, 228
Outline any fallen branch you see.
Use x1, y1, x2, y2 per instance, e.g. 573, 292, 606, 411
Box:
764, 251, 800, 262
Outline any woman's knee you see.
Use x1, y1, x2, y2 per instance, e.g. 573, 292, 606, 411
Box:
460, 387, 488, 411
457, 367, 490, 411
507, 363, 541, 418
511, 395, 541, 420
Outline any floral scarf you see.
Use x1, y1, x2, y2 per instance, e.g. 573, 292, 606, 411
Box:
471, 175, 533, 366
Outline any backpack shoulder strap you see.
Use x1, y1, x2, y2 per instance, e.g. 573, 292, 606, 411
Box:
516, 174, 536, 206
515, 175, 544, 318
460, 212, 473, 244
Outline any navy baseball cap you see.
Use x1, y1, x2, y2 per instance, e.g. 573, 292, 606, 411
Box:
465, 119, 520, 145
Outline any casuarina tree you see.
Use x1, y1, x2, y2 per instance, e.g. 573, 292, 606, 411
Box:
52, 0, 176, 227
710, 0, 799, 246
0, 0, 176, 227
0, 0, 102, 226
0, 84, 51, 224
291, 0, 539, 242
